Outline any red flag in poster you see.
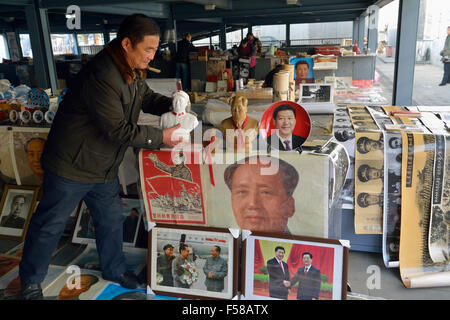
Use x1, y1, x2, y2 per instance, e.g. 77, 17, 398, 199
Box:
139, 148, 206, 225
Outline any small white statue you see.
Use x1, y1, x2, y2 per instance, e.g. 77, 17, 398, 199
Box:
160, 90, 199, 143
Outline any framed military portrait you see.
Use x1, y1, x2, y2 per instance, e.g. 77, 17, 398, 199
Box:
0, 184, 39, 241
148, 224, 238, 300
241, 232, 349, 300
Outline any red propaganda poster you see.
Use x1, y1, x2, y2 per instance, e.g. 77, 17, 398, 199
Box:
139, 149, 206, 225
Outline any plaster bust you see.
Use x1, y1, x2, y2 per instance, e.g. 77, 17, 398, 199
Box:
160, 90, 199, 143
220, 96, 259, 152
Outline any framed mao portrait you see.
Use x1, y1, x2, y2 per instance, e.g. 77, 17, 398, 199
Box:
0, 185, 39, 241
241, 232, 349, 300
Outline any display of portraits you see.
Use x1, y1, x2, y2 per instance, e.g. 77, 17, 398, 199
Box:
242, 233, 348, 300
0, 185, 39, 241
290, 57, 314, 87
259, 101, 311, 151
149, 224, 238, 300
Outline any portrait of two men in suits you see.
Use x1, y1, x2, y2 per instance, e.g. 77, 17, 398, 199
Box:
267, 247, 321, 300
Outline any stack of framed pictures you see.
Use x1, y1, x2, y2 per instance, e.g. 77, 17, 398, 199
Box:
147, 224, 349, 300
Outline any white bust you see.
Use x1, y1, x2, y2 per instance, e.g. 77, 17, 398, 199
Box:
160, 90, 199, 143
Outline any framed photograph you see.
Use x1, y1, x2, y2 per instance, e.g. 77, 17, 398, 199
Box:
242, 232, 349, 300
0, 185, 39, 241
289, 57, 314, 87
299, 84, 334, 104
71, 196, 143, 247
148, 224, 238, 300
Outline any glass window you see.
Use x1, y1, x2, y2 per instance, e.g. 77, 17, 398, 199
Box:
252, 25, 286, 47
76, 33, 105, 46
413, 0, 450, 105
109, 32, 117, 41
19, 34, 33, 58
226, 29, 243, 49
290, 21, 353, 45
192, 37, 210, 47
51, 34, 78, 55
211, 35, 220, 49
0, 34, 10, 61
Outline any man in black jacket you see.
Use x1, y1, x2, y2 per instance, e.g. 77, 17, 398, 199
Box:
175, 33, 198, 91
19, 14, 182, 300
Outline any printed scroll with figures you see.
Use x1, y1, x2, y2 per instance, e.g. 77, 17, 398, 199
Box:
429, 134, 450, 264
332, 106, 355, 210
399, 132, 450, 288
349, 105, 384, 234
366, 106, 402, 268
139, 149, 206, 225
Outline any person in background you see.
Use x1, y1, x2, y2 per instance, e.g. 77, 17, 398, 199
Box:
238, 39, 257, 79
243, 32, 262, 55
439, 26, 450, 86
263, 64, 283, 88
175, 33, 198, 91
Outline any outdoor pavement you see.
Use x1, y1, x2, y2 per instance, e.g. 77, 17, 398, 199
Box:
375, 56, 450, 106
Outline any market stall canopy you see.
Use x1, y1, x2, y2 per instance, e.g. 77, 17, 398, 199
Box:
0, 0, 393, 43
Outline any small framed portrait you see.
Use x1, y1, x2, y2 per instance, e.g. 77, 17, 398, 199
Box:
0, 185, 39, 241
241, 232, 349, 300
290, 57, 314, 87
148, 224, 238, 300
259, 101, 311, 151
71, 196, 143, 247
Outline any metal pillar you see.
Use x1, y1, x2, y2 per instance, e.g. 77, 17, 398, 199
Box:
353, 18, 359, 44
166, 4, 177, 55
358, 14, 366, 52
219, 24, 226, 50
393, 0, 420, 106
25, 1, 58, 93
367, 6, 379, 54
285, 23, 290, 47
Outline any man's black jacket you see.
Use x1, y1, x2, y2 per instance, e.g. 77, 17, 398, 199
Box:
41, 38, 172, 183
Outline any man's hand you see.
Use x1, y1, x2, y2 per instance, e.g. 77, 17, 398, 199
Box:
208, 271, 214, 279
283, 280, 290, 287
162, 123, 184, 147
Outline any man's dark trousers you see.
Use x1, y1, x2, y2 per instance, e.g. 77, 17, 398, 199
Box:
19, 170, 127, 284
441, 62, 450, 84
